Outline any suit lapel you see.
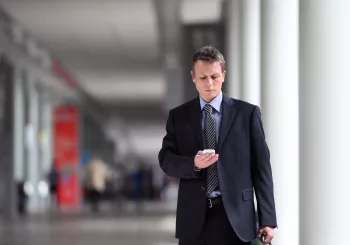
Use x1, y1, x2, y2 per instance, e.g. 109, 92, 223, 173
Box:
187, 98, 204, 149
217, 94, 236, 152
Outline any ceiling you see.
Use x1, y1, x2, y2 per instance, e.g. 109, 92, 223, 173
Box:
1, 0, 224, 161
1, 0, 224, 105
1, 0, 160, 67
1, 0, 162, 106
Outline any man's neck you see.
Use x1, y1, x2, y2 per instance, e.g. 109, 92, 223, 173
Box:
200, 91, 222, 103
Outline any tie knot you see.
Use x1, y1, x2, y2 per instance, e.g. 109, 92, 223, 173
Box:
204, 104, 213, 114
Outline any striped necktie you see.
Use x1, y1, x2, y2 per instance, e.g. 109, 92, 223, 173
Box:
203, 104, 219, 194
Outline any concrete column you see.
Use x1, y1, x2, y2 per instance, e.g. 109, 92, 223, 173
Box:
13, 66, 25, 182
154, 0, 184, 110
225, 0, 241, 99
261, 1, 299, 244
299, 1, 350, 244
39, 91, 53, 176
0, 56, 17, 220
26, 76, 40, 213
241, 0, 260, 106
36, 90, 53, 211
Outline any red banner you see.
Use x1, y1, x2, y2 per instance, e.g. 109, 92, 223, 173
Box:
53, 106, 80, 207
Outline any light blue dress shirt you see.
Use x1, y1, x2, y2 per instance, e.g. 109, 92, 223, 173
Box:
199, 91, 223, 198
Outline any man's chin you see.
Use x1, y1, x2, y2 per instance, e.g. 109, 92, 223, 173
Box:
208, 91, 218, 96
202, 94, 216, 102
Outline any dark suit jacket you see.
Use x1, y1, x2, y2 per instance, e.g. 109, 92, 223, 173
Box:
158, 93, 277, 242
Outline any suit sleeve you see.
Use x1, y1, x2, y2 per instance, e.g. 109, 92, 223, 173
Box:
158, 109, 199, 179
250, 106, 277, 227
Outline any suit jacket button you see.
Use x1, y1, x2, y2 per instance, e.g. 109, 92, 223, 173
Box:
201, 186, 206, 191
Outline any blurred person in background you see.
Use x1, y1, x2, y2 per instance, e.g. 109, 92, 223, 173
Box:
159, 45, 277, 245
85, 154, 108, 212
48, 164, 59, 209
16, 180, 28, 216
143, 165, 154, 199
131, 161, 145, 214
153, 168, 165, 200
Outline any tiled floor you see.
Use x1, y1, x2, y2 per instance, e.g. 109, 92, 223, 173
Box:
0, 202, 178, 245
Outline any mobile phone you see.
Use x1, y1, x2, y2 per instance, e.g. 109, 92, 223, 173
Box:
202, 149, 215, 154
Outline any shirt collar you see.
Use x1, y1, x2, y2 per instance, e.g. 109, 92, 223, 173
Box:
199, 91, 223, 113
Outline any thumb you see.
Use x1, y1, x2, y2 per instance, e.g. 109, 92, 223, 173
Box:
257, 229, 264, 238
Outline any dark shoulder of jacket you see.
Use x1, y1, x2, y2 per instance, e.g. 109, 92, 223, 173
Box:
169, 97, 198, 116
230, 97, 258, 113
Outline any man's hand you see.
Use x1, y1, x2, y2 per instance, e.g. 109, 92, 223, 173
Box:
194, 151, 219, 169
257, 226, 274, 244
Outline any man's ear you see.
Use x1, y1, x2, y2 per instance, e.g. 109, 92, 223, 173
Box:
191, 71, 195, 83
222, 70, 227, 82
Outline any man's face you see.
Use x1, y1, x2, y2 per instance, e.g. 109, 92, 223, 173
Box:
191, 60, 226, 102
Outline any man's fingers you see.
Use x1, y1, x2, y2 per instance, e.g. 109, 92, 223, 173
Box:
204, 154, 219, 166
196, 153, 210, 161
258, 230, 273, 244
266, 230, 274, 244
257, 230, 264, 243
200, 153, 215, 161
195, 153, 218, 168
265, 234, 273, 244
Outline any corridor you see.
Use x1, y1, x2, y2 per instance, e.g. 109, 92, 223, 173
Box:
0, 202, 178, 245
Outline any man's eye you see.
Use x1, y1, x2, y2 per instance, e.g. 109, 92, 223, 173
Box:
212, 76, 219, 79
200, 77, 206, 80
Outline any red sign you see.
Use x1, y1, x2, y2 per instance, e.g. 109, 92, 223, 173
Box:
53, 106, 80, 207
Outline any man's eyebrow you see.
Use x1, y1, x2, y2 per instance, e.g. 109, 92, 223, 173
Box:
200, 73, 220, 76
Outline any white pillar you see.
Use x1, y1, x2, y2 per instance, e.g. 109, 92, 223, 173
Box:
226, 0, 241, 99
27, 76, 40, 213
39, 92, 53, 176
299, 1, 350, 244
13, 67, 25, 182
261, 1, 299, 244
155, 0, 184, 109
241, 0, 260, 106
37, 90, 53, 211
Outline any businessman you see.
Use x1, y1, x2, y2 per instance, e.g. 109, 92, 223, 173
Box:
159, 45, 277, 245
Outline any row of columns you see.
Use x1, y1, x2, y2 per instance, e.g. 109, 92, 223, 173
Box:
226, 0, 350, 244
13, 66, 54, 214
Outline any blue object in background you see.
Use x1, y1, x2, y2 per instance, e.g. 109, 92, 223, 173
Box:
81, 150, 92, 168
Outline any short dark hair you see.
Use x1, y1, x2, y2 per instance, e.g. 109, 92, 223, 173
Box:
192, 45, 226, 72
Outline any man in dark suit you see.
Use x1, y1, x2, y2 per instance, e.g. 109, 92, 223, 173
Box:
159, 45, 277, 245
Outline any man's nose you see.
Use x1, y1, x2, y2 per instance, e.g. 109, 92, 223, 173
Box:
205, 78, 213, 86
